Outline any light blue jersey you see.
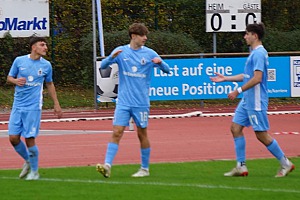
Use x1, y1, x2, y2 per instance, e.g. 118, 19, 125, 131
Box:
101, 44, 170, 107
242, 45, 268, 111
8, 54, 53, 110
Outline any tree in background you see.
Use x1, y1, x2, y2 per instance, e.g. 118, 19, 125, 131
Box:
1, 0, 300, 87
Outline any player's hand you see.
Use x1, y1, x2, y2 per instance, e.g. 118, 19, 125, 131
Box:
210, 72, 225, 82
112, 50, 122, 58
152, 57, 162, 64
54, 104, 63, 119
16, 77, 26, 86
228, 90, 239, 100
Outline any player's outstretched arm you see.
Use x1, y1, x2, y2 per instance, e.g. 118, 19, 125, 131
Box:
101, 50, 123, 69
210, 73, 244, 82
111, 50, 122, 58
152, 57, 170, 74
210, 72, 226, 82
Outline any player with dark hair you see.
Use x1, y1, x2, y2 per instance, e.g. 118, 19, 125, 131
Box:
7, 35, 62, 180
96, 23, 170, 178
210, 22, 295, 177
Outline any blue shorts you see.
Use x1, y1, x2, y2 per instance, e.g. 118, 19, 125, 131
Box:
113, 105, 149, 128
233, 102, 269, 131
8, 107, 41, 138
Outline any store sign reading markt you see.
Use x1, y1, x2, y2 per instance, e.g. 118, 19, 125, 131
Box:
0, 0, 49, 38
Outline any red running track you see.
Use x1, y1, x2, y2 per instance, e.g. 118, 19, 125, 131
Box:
0, 113, 299, 169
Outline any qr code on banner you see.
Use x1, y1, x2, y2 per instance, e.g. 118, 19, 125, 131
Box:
267, 69, 276, 81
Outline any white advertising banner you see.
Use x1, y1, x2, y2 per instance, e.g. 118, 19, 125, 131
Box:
0, 0, 49, 38
290, 56, 300, 97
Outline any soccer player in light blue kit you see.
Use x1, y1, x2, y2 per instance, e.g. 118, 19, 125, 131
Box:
210, 23, 294, 177
96, 23, 170, 178
7, 36, 62, 180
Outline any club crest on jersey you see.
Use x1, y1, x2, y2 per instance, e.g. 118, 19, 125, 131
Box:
141, 57, 146, 65
38, 68, 43, 76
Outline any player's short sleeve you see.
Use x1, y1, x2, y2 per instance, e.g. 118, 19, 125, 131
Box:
45, 61, 53, 83
252, 51, 265, 72
148, 48, 160, 58
8, 57, 20, 77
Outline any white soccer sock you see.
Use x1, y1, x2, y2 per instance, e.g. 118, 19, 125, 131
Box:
279, 156, 291, 167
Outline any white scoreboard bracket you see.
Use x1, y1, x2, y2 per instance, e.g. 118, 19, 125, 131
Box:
206, 0, 261, 32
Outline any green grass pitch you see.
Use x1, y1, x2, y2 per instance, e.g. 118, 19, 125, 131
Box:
0, 158, 299, 200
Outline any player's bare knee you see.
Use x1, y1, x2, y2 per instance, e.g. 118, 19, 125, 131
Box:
25, 137, 36, 147
230, 123, 243, 137
230, 126, 239, 135
137, 134, 148, 144
112, 130, 124, 141
9, 135, 21, 146
255, 131, 272, 146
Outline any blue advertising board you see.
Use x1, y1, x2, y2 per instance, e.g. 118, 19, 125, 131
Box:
96, 56, 291, 102
149, 56, 290, 100
267, 57, 290, 97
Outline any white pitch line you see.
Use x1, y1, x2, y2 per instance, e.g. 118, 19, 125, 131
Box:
0, 176, 300, 194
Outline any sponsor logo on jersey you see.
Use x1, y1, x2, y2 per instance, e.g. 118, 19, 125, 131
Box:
28, 76, 34, 82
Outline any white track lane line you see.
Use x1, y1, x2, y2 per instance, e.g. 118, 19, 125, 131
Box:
0, 130, 132, 137
1, 110, 299, 125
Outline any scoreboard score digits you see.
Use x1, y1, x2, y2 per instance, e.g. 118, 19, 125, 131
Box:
206, 0, 261, 32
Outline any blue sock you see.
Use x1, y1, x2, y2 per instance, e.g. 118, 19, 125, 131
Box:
234, 136, 246, 163
267, 139, 284, 160
141, 148, 151, 170
14, 141, 29, 161
28, 145, 39, 172
104, 143, 119, 167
